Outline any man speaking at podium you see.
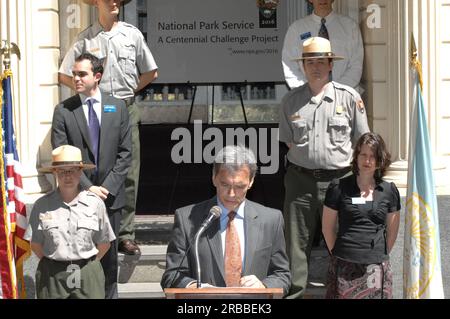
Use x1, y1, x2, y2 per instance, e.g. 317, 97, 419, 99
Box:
161, 145, 291, 296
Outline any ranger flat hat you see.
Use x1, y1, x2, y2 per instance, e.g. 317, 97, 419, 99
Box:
293, 37, 344, 61
82, 0, 131, 5
39, 145, 96, 173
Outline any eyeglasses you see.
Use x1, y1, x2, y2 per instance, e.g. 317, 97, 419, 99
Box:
55, 168, 81, 176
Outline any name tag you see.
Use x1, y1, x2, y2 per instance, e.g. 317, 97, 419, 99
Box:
104, 105, 117, 113
351, 197, 366, 205
300, 32, 312, 40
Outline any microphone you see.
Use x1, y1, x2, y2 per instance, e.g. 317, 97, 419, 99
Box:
194, 205, 221, 288
167, 205, 221, 288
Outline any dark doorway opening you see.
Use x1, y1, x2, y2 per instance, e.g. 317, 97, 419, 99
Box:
136, 123, 288, 214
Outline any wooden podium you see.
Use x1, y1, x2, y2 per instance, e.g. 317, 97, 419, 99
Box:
164, 287, 283, 299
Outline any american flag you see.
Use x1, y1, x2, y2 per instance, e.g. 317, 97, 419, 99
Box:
0, 69, 30, 299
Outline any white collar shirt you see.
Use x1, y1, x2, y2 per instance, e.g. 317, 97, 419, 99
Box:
282, 11, 364, 90
80, 89, 102, 125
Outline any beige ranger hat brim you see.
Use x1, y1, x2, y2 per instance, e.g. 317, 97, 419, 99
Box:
38, 145, 96, 173
293, 52, 344, 61
292, 36, 344, 61
82, 0, 131, 5
38, 162, 96, 173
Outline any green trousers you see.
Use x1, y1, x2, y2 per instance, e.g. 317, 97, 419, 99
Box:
119, 101, 140, 242
36, 257, 105, 299
283, 164, 349, 299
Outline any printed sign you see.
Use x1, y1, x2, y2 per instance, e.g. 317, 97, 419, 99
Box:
147, 0, 287, 83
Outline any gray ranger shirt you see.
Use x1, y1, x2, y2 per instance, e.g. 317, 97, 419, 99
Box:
25, 190, 116, 261
279, 81, 370, 169
59, 21, 158, 99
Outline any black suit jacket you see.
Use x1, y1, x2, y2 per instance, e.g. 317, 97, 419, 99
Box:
51, 93, 131, 210
160, 197, 291, 296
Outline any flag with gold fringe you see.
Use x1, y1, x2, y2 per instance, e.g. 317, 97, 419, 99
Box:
403, 35, 444, 299
0, 68, 30, 299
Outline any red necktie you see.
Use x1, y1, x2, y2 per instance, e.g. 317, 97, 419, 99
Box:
224, 211, 242, 287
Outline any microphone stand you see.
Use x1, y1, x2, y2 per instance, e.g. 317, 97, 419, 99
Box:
166, 206, 220, 289
194, 229, 204, 288
192, 206, 221, 288
193, 207, 221, 288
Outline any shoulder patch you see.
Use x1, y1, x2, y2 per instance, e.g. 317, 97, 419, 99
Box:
357, 100, 365, 113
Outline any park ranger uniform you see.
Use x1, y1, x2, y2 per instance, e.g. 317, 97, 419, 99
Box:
278, 81, 369, 298
59, 21, 158, 249
282, 12, 364, 89
25, 190, 116, 299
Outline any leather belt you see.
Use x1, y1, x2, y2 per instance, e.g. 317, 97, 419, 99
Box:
123, 96, 135, 107
289, 162, 351, 179
45, 255, 97, 267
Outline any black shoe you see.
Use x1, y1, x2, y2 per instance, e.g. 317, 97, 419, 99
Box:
118, 240, 141, 255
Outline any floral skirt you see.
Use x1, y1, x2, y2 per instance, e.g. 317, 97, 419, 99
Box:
325, 256, 393, 299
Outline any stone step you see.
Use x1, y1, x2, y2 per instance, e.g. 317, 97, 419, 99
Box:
118, 282, 165, 299
118, 245, 167, 283
119, 244, 167, 261
135, 215, 174, 244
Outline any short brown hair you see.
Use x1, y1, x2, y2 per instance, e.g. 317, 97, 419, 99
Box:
351, 132, 391, 182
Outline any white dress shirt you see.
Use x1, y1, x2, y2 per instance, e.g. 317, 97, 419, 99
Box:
80, 89, 102, 125
282, 12, 364, 90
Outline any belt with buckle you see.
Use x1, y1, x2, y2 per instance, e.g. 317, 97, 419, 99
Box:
123, 96, 135, 107
45, 255, 97, 267
289, 162, 351, 179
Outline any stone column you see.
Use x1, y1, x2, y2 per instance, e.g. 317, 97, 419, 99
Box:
388, 0, 448, 189
59, 0, 92, 101
359, 0, 410, 187
0, 1, 93, 209
0, 0, 56, 206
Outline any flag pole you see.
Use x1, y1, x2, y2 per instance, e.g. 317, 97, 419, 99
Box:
0, 40, 18, 299
410, 34, 422, 91
1, 39, 28, 299
403, 33, 444, 299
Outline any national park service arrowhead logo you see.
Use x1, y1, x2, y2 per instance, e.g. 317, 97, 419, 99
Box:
256, 0, 280, 28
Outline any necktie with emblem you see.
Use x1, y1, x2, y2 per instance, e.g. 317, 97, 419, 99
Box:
224, 211, 242, 287
318, 18, 333, 81
87, 99, 100, 166
318, 18, 329, 39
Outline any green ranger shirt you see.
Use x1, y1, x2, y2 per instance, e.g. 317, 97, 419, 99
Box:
59, 21, 158, 99
279, 82, 370, 169
25, 190, 116, 261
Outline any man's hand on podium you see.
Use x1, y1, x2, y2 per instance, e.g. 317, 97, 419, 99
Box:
186, 282, 217, 288
240, 275, 265, 288
185, 275, 265, 289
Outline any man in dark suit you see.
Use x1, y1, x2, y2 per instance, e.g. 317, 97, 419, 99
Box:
160, 145, 291, 296
51, 53, 131, 299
